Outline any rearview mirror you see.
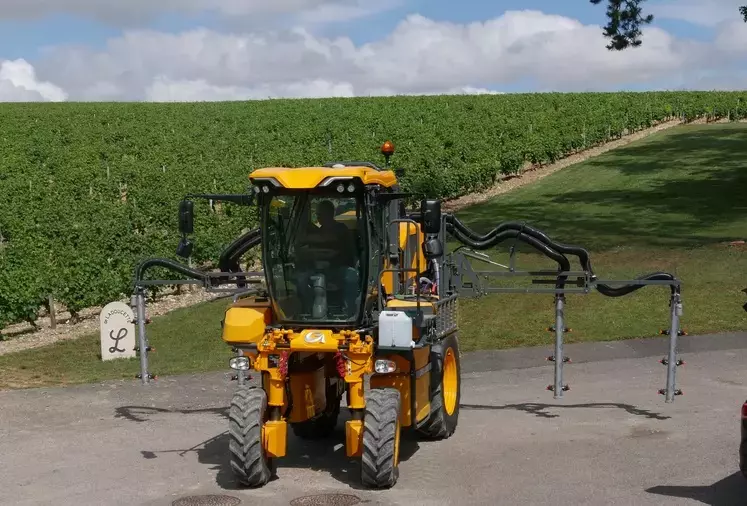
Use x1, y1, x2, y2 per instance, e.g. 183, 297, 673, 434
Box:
421, 199, 441, 235
178, 199, 194, 235
176, 237, 193, 258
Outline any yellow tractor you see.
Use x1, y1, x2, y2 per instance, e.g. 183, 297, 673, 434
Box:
131, 141, 685, 489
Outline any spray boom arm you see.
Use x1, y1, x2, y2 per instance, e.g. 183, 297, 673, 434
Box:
411, 205, 683, 403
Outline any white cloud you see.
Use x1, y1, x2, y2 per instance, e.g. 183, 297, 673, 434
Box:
25, 9, 747, 102
146, 76, 355, 101
451, 87, 504, 95
649, 0, 745, 27
0, 59, 67, 102
715, 18, 747, 51
297, 0, 401, 24
0, 0, 388, 25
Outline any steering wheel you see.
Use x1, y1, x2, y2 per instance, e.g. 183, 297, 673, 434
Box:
307, 246, 341, 261
296, 236, 342, 259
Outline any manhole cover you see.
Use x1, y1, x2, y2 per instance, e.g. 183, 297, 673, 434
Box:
289, 494, 361, 506
172, 495, 241, 506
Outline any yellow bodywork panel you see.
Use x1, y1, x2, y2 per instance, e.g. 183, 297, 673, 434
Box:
381, 221, 428, 296
289, 329, 341, 352
370, 346, 431, 427
249, 166, 398, 189
385, 298, 436, 311
370, 373, 411, 424
345, 420, 364, 457
288, 366, 327, 423
413, 347, 432, 423
222, 305, 271, 344
262, 420, 287, 458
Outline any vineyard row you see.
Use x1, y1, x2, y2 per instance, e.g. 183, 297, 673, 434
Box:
0, 91, 745, 328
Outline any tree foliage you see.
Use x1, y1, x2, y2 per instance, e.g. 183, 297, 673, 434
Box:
592, 0, 747, 50
590, 0, 653, 50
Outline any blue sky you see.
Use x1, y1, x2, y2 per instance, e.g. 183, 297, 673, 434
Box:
0, 0, 745, 101
0, 0, 724, 57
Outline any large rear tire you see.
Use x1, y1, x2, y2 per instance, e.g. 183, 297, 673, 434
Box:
416, 333, 461, 440
229, 386, 273, 488
361, 388, 402, 489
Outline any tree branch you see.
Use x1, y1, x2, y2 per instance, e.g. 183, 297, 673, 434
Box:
590, 0, 654, 50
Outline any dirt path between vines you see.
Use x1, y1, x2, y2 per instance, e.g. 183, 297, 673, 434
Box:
0, 115, 731, 356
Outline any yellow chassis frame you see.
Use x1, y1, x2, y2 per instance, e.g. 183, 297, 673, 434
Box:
236, 326, 432, 460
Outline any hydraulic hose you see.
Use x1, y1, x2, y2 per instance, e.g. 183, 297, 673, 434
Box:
595, 272, 680, 297
218, 227, 262, 273
133, 258, 208, 287
446, 214, 594, 274
445, 214, 679, 297
445, 221, 571, 289
133, 229, 262, 290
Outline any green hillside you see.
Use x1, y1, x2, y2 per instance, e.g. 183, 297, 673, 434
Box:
2, 122, 745, 389
1, 91, 746, 328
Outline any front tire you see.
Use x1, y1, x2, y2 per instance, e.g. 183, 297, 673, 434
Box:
416, 333, 461, 440
229, 386, 273, 487
361, 388, 402, 489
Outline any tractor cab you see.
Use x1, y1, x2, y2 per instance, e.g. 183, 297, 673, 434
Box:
248, 157, 401, 329
260, 188, 367, 323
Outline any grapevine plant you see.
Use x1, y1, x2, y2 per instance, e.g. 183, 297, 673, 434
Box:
0, 91, 745, 328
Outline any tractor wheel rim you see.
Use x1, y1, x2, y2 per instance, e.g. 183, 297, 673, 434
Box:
394, 421, 401, 466
443, 348, 458, 416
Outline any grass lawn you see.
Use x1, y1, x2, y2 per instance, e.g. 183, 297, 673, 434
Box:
1, 123, 745, 389
457, 123, 747, 350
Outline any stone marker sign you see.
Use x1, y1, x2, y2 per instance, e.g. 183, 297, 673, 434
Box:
100, 301, 137, 361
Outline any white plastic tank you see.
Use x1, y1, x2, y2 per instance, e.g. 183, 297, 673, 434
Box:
378, 311, 413, 348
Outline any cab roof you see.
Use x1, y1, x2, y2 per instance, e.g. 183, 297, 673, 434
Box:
249, 164, 398, 189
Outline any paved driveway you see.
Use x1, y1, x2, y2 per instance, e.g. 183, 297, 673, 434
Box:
1, 333, 746, 506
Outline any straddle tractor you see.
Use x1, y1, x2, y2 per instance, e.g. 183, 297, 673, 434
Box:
131, 141, 686, 489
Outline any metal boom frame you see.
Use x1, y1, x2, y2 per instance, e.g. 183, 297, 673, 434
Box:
129, 193, 685, 405
441, 236, 684, 403
131, 262, 264, 384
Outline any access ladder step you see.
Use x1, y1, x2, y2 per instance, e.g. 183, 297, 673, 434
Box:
547, 326, 572, 333
546, 355, 571, 363
231, 374, 253, 381
547, 384, 570, 392
136, 373, 157, 380
659, 388, 683, 396
659, 329, 687, 336
659, 357, 685, 366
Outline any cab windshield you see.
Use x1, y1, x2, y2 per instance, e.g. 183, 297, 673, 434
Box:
262, 192, 367, 323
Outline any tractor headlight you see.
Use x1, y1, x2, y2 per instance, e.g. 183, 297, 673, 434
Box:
253, 186, 260, 193
347, 183, 355, 193
336, 183, 345, 193
374, 359, 397, 374
262, 186, 270, 194
229, 356, 250, 371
